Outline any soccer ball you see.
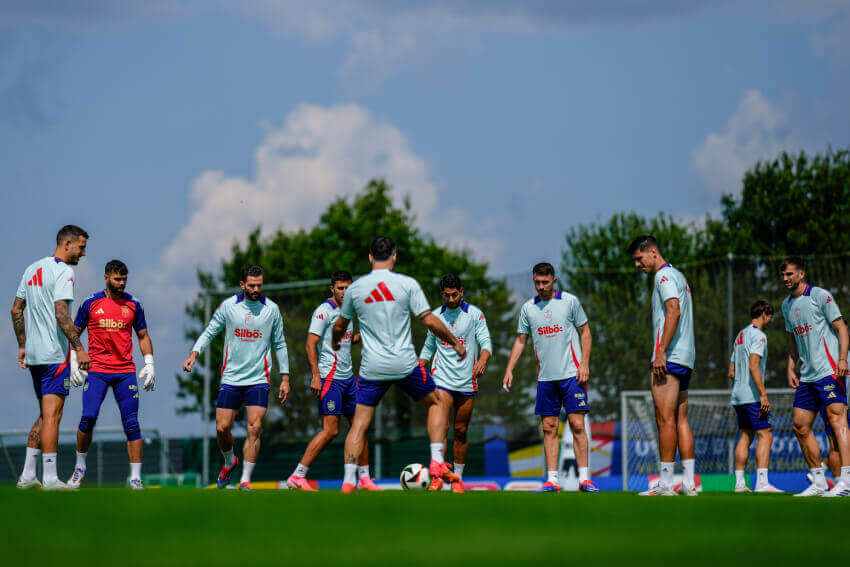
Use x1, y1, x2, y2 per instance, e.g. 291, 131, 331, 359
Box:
400, 463, 430, 490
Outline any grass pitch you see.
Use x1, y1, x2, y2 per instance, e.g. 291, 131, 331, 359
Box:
2, 488, 847, 566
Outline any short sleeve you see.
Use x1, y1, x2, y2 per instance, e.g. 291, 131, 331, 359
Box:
16, 272, 27, 299
53, 266, 75, 302
133, 300, 148, 331
74, 298, 91, 329
571, 298, 588, 327
818, 289, 842, 323
340, 288, 356, 320
517, 304, 530, 335
750, 332, 766, 358
408, 281, 430, 317
655, 272, 678, 303
782, 302, 793, 333
308, 305, 329, 337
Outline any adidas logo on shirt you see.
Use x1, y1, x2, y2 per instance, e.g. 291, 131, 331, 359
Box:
364, 282, 395, 304
95, 308, 105, 315
26, 268, 44, 287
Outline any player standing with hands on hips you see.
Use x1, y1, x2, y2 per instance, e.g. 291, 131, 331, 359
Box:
183, 265, 290, 491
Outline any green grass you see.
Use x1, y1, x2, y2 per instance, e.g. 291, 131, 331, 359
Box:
2, 488, 847, 566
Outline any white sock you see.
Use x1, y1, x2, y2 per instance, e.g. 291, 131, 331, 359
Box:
660, 462, 674, 489
294, 463, 309, 478
578, 467, 590, 483
430, 443, 444, 464
682, 458, 695, 488
240, 461, 255, 484
43, 453, 58, 483
22, 447, 40, 480
343, 463, 358, 486
756, 468, 768, 488
75, 451, 87, 470
454, 463, 465, 479
130, 462, 142, 481
222, 449, 235, 468
841, 466, 850, 484
547, 470, 559, 486
734, 469, 745, 485
811, 466, 827, 488
358, 465, 370, 479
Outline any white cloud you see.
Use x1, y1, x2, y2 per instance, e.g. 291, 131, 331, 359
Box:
692, 89, 795, 197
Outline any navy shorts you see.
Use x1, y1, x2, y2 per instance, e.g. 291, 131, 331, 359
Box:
216, 384, 269, 410
793, 376, 847, 413
650, 361, 692, 391
734, 402, 771, 431
30, 359, 70, 398
319, 376, 357, 417
819, 404, 850, 438
535, 377, 589, 416
356, 363, 436, 407
436, 385, 478, 404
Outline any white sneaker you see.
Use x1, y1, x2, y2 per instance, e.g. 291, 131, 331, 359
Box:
734, 484, 751, 493
67, 467, 86, 489
678, 484, 698, 496
16, 477, 42, 490
42, 479, 69, 491
129, 479, 145, 490
638, 485, 677, 496
793, 483, 826, 497
754, 484, 783, 493
822, 480, 850, 497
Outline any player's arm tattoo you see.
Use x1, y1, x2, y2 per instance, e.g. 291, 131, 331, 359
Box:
54, 300, 83, 349
11, 297, 26, 347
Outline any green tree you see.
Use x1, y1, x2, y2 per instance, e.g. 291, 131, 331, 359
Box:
178, 179, 535, 439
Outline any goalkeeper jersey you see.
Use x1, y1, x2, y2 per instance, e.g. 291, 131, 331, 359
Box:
419, 302, 492, 392
15, 256, 76, 365
782, 285, 843, 383
192, 293, 289, 386
308, 298, 355, 381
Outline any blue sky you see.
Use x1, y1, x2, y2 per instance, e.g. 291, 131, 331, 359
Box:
1, 1, 849, 437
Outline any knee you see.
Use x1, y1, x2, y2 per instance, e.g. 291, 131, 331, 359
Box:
216, 422, 231, 436
121, 412, 141, 442
757, 429, 773, 442
568, 417, 585, 437
793, 421, 811, 436
454, 425, 468, 444
541, 421, 558, 438
246, 420, 263, 439
78, 416, 97, 434
324, 424, 339, 438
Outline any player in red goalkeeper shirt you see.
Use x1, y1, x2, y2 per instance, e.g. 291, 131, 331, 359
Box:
67, 260, 155, 489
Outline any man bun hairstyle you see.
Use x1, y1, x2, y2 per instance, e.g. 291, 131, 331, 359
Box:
105, 259, 128, 275
331, 270, 353, 285
440, 273, 463, 291
779, 256, 807, 273
532, 262, 555, 277
627, 235, 659, 255
241, 264, 264, 281
56, 225, 89, 245
370, 236, 396, 262
750, 300, 774, 319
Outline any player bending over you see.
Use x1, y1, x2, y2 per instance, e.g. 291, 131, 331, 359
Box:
67, 260, 156, 490
334, 237, 467, 493
628, 236, 697, 496
12, 225, 90, 490
183, 265, 290, 491
419, 273, 492, 494
780, 257, 850, 497
503, 262, 598, 493
287, 271, 380, 491
729, 300, 781, 493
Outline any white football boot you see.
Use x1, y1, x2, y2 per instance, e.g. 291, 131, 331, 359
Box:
754, 484, 783, 493
16, 477, 42, 490
42, 479, 69, 491
129, 479, 145, 490
822, 480, 850, 497
678, 484, 698, 496
638, 485, 677, 496
67, 467, 86, 490
734, 484, 752, 493
793, 483, 826, 497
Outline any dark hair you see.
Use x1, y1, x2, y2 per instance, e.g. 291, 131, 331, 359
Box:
370, 236, 396, 261
105, 259, 128, 275
780, 256, 807, 273
627, 235, 659, 255
750, 300, 774, 319
56, 225, 89, 245
440, 273, 463, 291
241, 265, 264, 281
532, 262, 555, 277
331, 270, 353, 285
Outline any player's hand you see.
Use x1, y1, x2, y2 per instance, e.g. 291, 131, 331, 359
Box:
76, 348, 92, 371
453, 342, 467, 361
331, 339, 341, 351
577, 362, 590, 385
502, 369, 513, 393
69, 350, 88, 388
17, 346, 27, 369
472, 358, 487, 378
138, 355, 156, 391
352, 333, 361, 345
838, 358, 848, 377
652, 352, 667, 377
309, 373, 321, 398
760, 394, 770, 415
787, 368, 799, 388
279, 374, 290, 405
183, 352, 198, 372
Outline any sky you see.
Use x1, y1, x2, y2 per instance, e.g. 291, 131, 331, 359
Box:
1, 1, 849, 438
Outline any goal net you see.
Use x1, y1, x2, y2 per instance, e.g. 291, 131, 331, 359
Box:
620, 388, 829, 491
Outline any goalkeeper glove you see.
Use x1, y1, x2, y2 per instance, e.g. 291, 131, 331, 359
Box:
70, 350, 88, 387
139, 354, 156, 391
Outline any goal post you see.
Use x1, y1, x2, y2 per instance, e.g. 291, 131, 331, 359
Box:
621, 388, 828, 491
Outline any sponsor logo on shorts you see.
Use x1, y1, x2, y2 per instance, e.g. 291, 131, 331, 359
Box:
828, 392, 837, 399
574, 393, 584, 398
64, 377, 70, 389
824, 384, 835, 391
84, 380, 90, 391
